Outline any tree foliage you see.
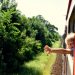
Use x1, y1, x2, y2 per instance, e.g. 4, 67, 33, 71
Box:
0, 0, 60, 74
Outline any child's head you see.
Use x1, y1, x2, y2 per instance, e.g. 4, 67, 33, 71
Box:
65, 33, 74, 48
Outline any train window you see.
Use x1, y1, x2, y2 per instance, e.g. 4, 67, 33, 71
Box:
68, 24, 70, 33
73, 20, 75, 32
70, 23, 73, 32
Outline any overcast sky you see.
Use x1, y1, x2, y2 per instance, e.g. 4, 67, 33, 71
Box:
16, 0, 69, 35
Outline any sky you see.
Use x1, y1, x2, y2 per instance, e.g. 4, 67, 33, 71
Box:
16, 0, 69, 35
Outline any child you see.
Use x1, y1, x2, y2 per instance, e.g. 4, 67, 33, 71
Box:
44, 33, 74, 55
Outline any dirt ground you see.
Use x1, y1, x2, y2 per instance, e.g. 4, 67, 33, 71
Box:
51, 54, 62, 75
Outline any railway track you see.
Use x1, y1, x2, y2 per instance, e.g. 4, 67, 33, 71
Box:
51, 54, 62, 75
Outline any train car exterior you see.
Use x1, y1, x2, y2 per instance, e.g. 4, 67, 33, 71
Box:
63, 0, 75, 75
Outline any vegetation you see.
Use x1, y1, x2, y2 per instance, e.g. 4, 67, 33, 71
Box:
0, 0, 60, 74
18, 41, 61, 75
19, 53, 56, 75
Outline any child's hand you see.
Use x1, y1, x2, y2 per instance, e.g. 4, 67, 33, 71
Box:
44, 45, 51, 54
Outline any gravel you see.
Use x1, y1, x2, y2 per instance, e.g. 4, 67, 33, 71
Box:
51, 54, 62, 75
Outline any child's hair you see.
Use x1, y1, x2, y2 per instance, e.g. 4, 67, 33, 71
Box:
65, 33, 74, 44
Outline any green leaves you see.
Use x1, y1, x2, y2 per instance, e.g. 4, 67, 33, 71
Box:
0, 1, 60, 74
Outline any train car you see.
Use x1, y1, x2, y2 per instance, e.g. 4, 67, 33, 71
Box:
63, 0, 75, 75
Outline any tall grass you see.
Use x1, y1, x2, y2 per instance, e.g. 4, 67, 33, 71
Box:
18, 53, 56, 75
18, 41, 61, 75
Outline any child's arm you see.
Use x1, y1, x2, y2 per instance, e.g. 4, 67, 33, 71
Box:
44, 45, 72, 54
51, 48, 72, 54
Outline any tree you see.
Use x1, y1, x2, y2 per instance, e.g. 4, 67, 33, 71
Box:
0, 0, 60, 74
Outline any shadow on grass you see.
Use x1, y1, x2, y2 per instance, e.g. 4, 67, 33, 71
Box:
0, 66, 42, 75
18, 66, 42, 75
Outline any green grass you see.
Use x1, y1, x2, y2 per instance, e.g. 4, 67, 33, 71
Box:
18, 41, 61, 75
52, 41, 61, 48
19, 53, 56, 75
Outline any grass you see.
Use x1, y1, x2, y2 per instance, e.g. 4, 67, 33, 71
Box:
19, 53, 56, 75
18, 41, 61, 75
52, 41, 61, 48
